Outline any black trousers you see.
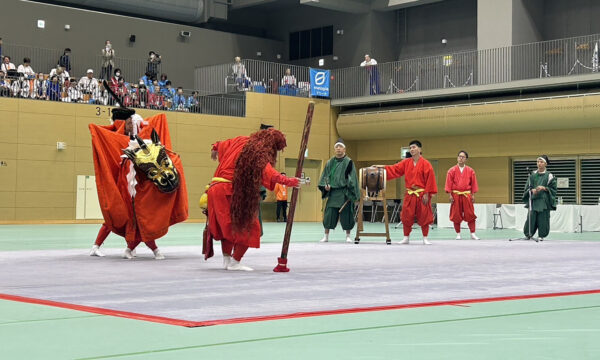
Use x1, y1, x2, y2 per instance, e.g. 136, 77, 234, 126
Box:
276, 200, 288, 221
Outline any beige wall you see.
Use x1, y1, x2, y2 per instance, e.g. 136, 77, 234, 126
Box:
0, 93, 334, 222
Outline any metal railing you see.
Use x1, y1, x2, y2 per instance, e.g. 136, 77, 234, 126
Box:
331, 33, 600, 99
195, 59, 312, 98
1, 43, 245, 117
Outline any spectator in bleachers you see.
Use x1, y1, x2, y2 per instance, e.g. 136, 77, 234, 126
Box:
78, 69, 98, 103
101, 40, 115, 80
32, 73, 47, 99
140, 71, 153, 89
158, 73, 168, 91
0, 37, 3, 61
360, 54, 380, 95
64, 77, 82, 102
1, 55, 16, 73
281, 68, 297, 87
11, 74, 30, 98
46, 75, 62, 101
95, 82, 109, 105
113, 77, 131, 106
232, 56, 249, 90
148, 84, 164, 109
49, 66, 70, 85
17, 57, 35, 79
188, 90, 200, 113
137, 83, 149, 108
110, 68, 122, 90
58, 48, 72, 73
147, 78, 158, 94
146, 51, 161, 79
161, 80, 175, 101
0, 71, 11, 96
172, 87, 187, 111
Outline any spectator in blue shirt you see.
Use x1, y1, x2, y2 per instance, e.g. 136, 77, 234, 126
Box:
161, 80, 175, 99
58, 48, 72, 73
46, 75, 62, 101
172, 87, 187, 111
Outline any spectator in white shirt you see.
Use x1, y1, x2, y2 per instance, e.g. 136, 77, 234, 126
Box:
281, 68, 297, 87
49, 66, 70, 85
17, 57, 35, 79
232, 56, 249, 90
11, 74, 30, 98
360, 54, 380, 95
32, 73, 47, 99
1, 55, 16, 73
78, 69, 99, 101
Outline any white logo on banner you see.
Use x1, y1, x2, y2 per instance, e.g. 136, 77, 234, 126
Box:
314, 72, 326, 86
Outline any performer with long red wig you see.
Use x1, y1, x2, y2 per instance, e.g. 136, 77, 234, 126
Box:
204, 128, 306, 271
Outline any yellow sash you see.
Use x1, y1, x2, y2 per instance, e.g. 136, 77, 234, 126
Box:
452, 190, 471, 197
199, 177, 232, 209
406, 188, 425, 197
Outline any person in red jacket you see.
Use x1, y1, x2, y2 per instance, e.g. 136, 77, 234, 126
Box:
206, 129, 305, 271
445, 150, 480, 240
384, 140, 437, 245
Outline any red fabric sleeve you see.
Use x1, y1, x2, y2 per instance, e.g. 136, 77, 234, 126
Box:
262, 163, 299, 190
424, 162, 438, 195
385, 161, 405, 181
444, 166, 454, 193
470, 167, 479, 193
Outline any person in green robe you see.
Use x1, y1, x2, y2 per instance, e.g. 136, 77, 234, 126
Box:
318, 138, 360, 243
522, 155, 557, 240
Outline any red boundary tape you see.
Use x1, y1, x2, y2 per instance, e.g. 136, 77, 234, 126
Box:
2, 289, 600, 328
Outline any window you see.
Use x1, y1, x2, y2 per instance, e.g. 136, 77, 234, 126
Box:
289, 25, 334, 61
512, 159, 576, 204
581, 158, 600, 205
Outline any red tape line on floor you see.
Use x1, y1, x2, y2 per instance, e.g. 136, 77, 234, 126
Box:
2, 289, 600, 327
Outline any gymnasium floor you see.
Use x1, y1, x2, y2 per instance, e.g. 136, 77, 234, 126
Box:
1, 222, 599, 359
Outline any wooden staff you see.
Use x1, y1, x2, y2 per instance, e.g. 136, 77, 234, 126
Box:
274, 101, 315, 272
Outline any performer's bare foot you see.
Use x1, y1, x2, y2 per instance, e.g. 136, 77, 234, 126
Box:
222, 254, 232, 269
123, 248, 134, 259
422, 237, 432, 245
153, 249, 165, 260
455, 234, 462, 240
398, 236, 409, 244
470, 233, 480, 240
226, 259, 253, 271
89, 245, 105, 257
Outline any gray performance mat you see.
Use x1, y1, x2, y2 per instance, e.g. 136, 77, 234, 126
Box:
1, 240, 600, 323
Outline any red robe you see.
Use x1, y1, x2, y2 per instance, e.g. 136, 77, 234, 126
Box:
385, 157, 437, 227
445, 165, 478, 223
207, 136, 298, 248
89, 114, 188, 243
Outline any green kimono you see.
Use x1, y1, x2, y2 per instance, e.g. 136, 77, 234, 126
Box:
318, 156, 360, 230
522, 170, 557, 238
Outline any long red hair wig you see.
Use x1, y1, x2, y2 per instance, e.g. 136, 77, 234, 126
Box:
231, 129, 287, 233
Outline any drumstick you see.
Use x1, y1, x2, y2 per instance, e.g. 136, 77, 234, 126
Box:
338, 199, 350, 213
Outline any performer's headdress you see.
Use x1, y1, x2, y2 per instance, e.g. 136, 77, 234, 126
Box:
537, 155, 550, 165
231, 129, 287, 233
334, 138, 346, 148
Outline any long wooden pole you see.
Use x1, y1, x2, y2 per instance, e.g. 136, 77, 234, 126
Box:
274, 101, 315, 272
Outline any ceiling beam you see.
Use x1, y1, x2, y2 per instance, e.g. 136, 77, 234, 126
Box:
299, 0, 371, 14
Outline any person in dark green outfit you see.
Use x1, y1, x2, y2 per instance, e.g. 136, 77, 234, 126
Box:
522, 155, 557, 240
318, 138, 360, 243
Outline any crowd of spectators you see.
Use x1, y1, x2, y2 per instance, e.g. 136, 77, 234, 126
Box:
0, 40, 203, 112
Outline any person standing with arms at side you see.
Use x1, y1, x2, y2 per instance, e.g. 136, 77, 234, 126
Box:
274, 173, 288, 222
318, 138, 360, 243
445, 150, 480, 240
522, 155, 557, 241
384, 140, 437, 245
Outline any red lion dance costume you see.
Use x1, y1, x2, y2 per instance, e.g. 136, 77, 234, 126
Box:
204, 129, 299, 271
89, 108, 188, 259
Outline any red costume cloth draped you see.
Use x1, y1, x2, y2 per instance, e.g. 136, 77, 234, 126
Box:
89, 114, 188, 242
208, 136, 298, 248
385, 157, 438, 228
445, 165, 478, 224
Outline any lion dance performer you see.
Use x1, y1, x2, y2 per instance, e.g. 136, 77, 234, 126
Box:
202, 129, 306, 271
89, 106, 188, 259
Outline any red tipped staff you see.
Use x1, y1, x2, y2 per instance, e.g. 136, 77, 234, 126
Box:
274, 101, 315, 272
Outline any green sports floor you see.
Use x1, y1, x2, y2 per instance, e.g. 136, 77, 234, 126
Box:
1, 223, 599, 359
